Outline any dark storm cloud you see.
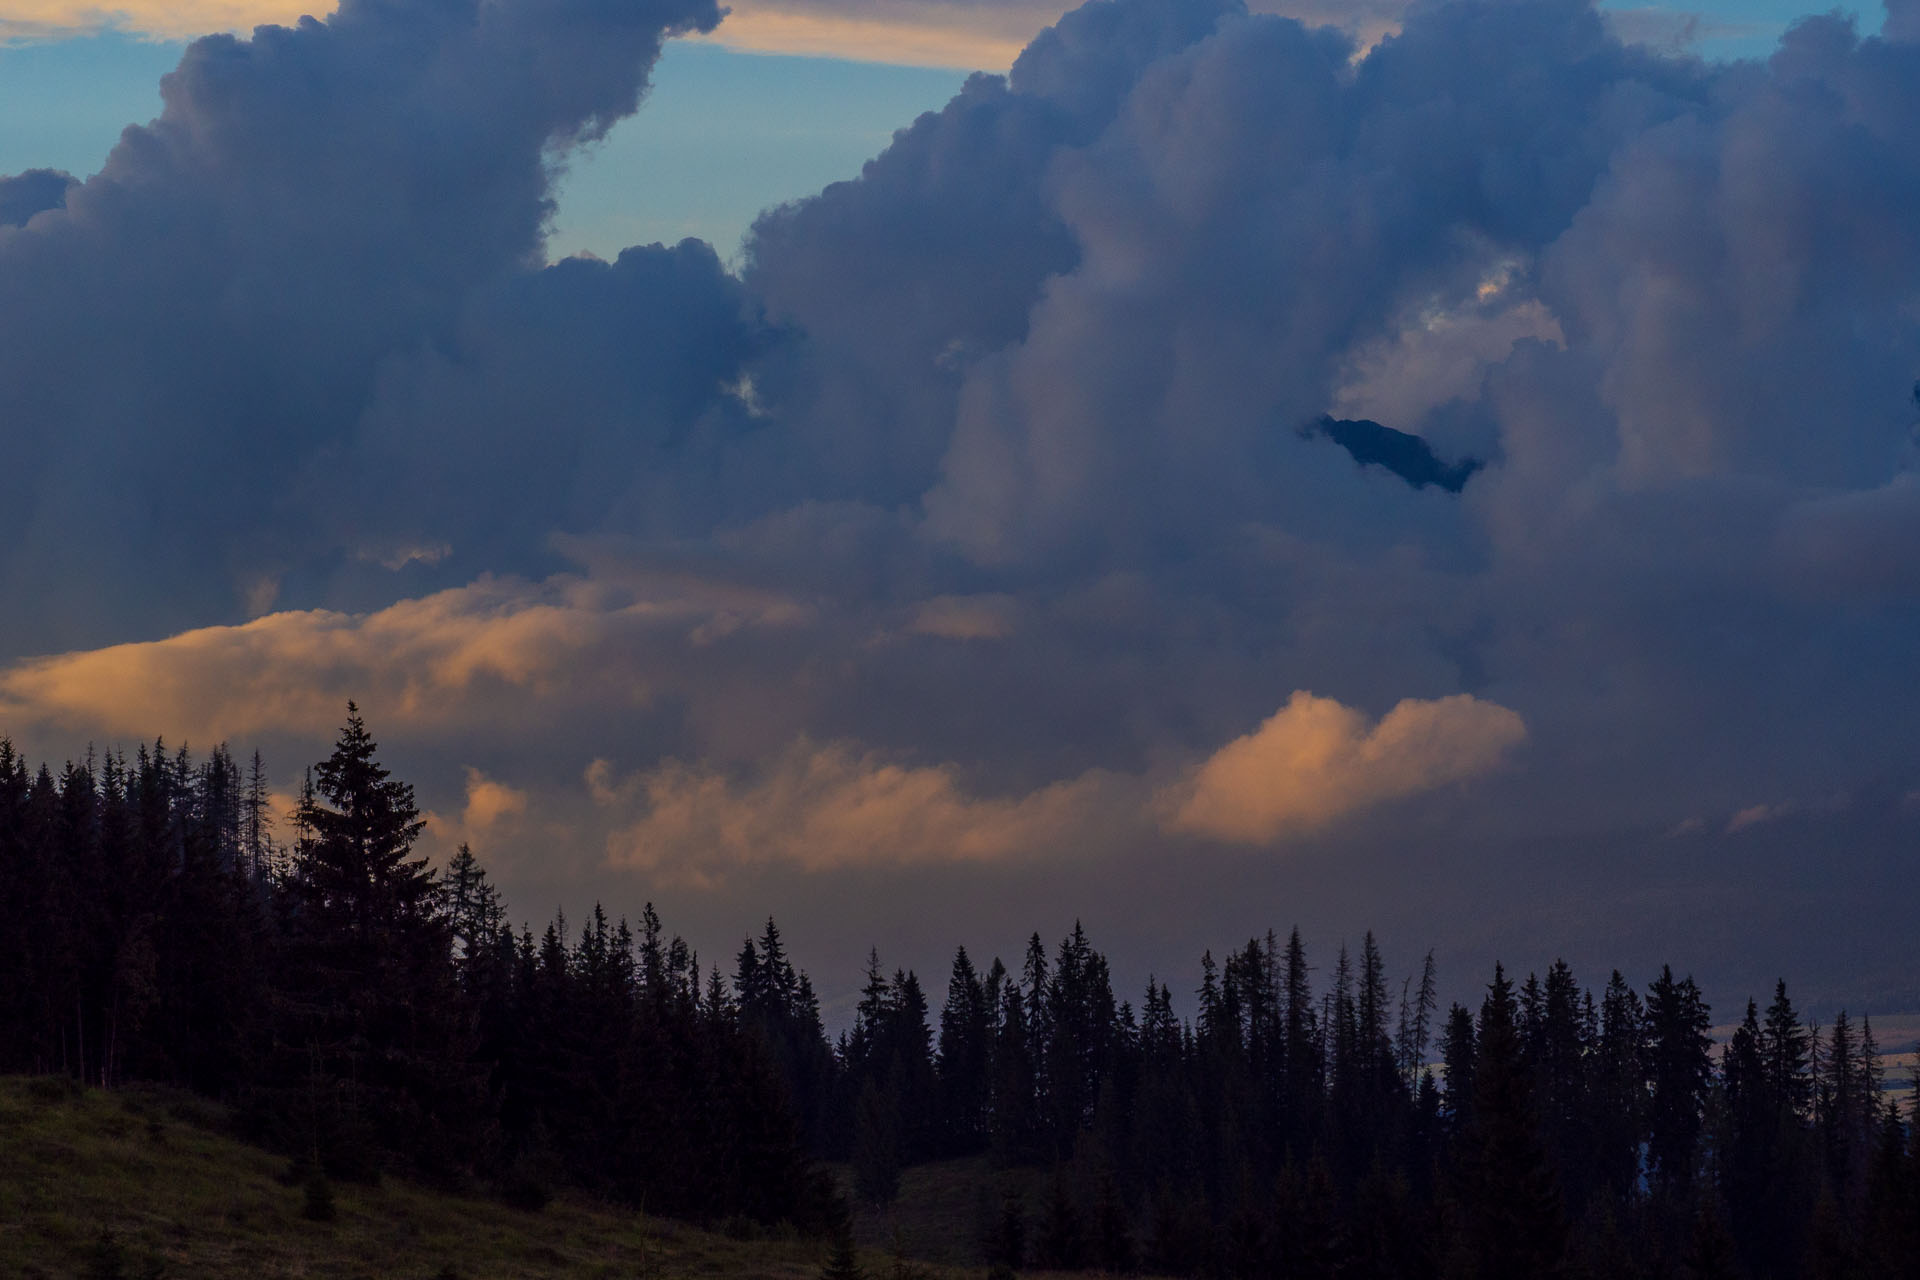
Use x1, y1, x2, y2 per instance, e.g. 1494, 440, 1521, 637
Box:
0, 0, 732, 652
0, 170, 73, 228
6, 0, 1920, 1005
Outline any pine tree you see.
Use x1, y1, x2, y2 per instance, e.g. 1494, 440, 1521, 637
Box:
242, 749, 274, 883
1645, 965, 1712, 1196
989, 976, 1040, 1165
1761, 980, 1811, 1119
1592, 969, 1647, 1203
1536, 959, 1591, 1209
290, 704, 433, 934
264, 704, 471, 1179
937, 945, 992, 1154
1457, 963, 1567, 1280
1397, 950, 1439, 1087
1441, 1003, 1478, 1143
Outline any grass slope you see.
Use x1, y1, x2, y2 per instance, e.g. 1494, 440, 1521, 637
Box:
0, 1076, 928, 1280
836, 1157, 1051, 1269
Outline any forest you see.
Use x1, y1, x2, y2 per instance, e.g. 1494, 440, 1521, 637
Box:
0, 708, 1914, 1280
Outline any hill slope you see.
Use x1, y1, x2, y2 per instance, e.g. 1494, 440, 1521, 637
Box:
0, 1076, 880, 1280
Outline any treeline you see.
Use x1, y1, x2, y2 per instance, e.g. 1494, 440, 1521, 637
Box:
0, 708, 827, 1227
834, 931, 1918, 1280
0, 709, 1916, 1279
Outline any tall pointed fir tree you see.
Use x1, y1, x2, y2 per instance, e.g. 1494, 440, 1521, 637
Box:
259, 704, 475, 1178
1454, 963, 1567, 1280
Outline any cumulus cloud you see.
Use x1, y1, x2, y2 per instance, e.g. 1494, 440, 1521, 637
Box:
1163, 691, 1527, 842
1599, 7, 1768, 52
10, 0, 1920, 999
460, 767, 531, 831
423, 766, 532, 857
585, 689, 1520, 884
0, 569, 808, 743
601, 737, 1119, 884
0, 0, 733, 656
0, 169, 73, 227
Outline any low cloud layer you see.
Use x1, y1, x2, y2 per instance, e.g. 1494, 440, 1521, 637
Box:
6, 0, 1920, 1004
595, 687, 1519, 884
1165, 692, 1526, 842
0, 568, 807, 742
599, 739, 1118, 883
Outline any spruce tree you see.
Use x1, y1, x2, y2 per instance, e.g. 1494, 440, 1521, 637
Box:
1592, 969, 1647, 1203
1457, 964, 1567, 1280
1645, 966, 1712, 1196
1761, 980, 1811, 1119
1441, 1003, 1478, 1143
937, 946, 991, 1154
266, 704, 469, 1179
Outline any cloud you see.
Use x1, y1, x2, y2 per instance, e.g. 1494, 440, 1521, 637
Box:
1163, 691, 1527, 843
1726, 802, 1787, 833
702, 0, 1407, 72
460, 767, 531, 831
907, 593, 1019, 639
0, 170, 73, 228
602, 737, 1118, 884
9, 0, 1920, 1004
0, 569, 808, 743
694, 0, 1045, 68
0, 0, 312, 43
0, 0, 733, 657
1, 0, 1413, 68
1329, 291, 1566, 430
590, 688, 1519, 884
1599, 6, 1769, 52
424, 766, 531, 855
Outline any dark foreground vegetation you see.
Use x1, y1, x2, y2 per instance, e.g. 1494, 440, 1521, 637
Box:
0, 708, 1916, 1279
0, 1074, 866, 1279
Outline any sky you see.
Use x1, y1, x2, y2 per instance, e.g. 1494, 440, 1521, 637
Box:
2, 0, 1919, 1028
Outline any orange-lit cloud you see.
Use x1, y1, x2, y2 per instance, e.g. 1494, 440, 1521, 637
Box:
1161, 691, 1526, 843
5, 0, 1408, 70
0, 571, 807, 744
424, 766, 531, 857
600, 738, 1116, 885
461, 767, 530, 831
693, 0, 1414, 69
594, 688, 1524, 884
0, 0, 325, 42
691, 2, 1036, 69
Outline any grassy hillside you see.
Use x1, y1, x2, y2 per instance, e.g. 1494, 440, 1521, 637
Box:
833, 1158, 1063, 1270
0, 1075, 973, 1280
